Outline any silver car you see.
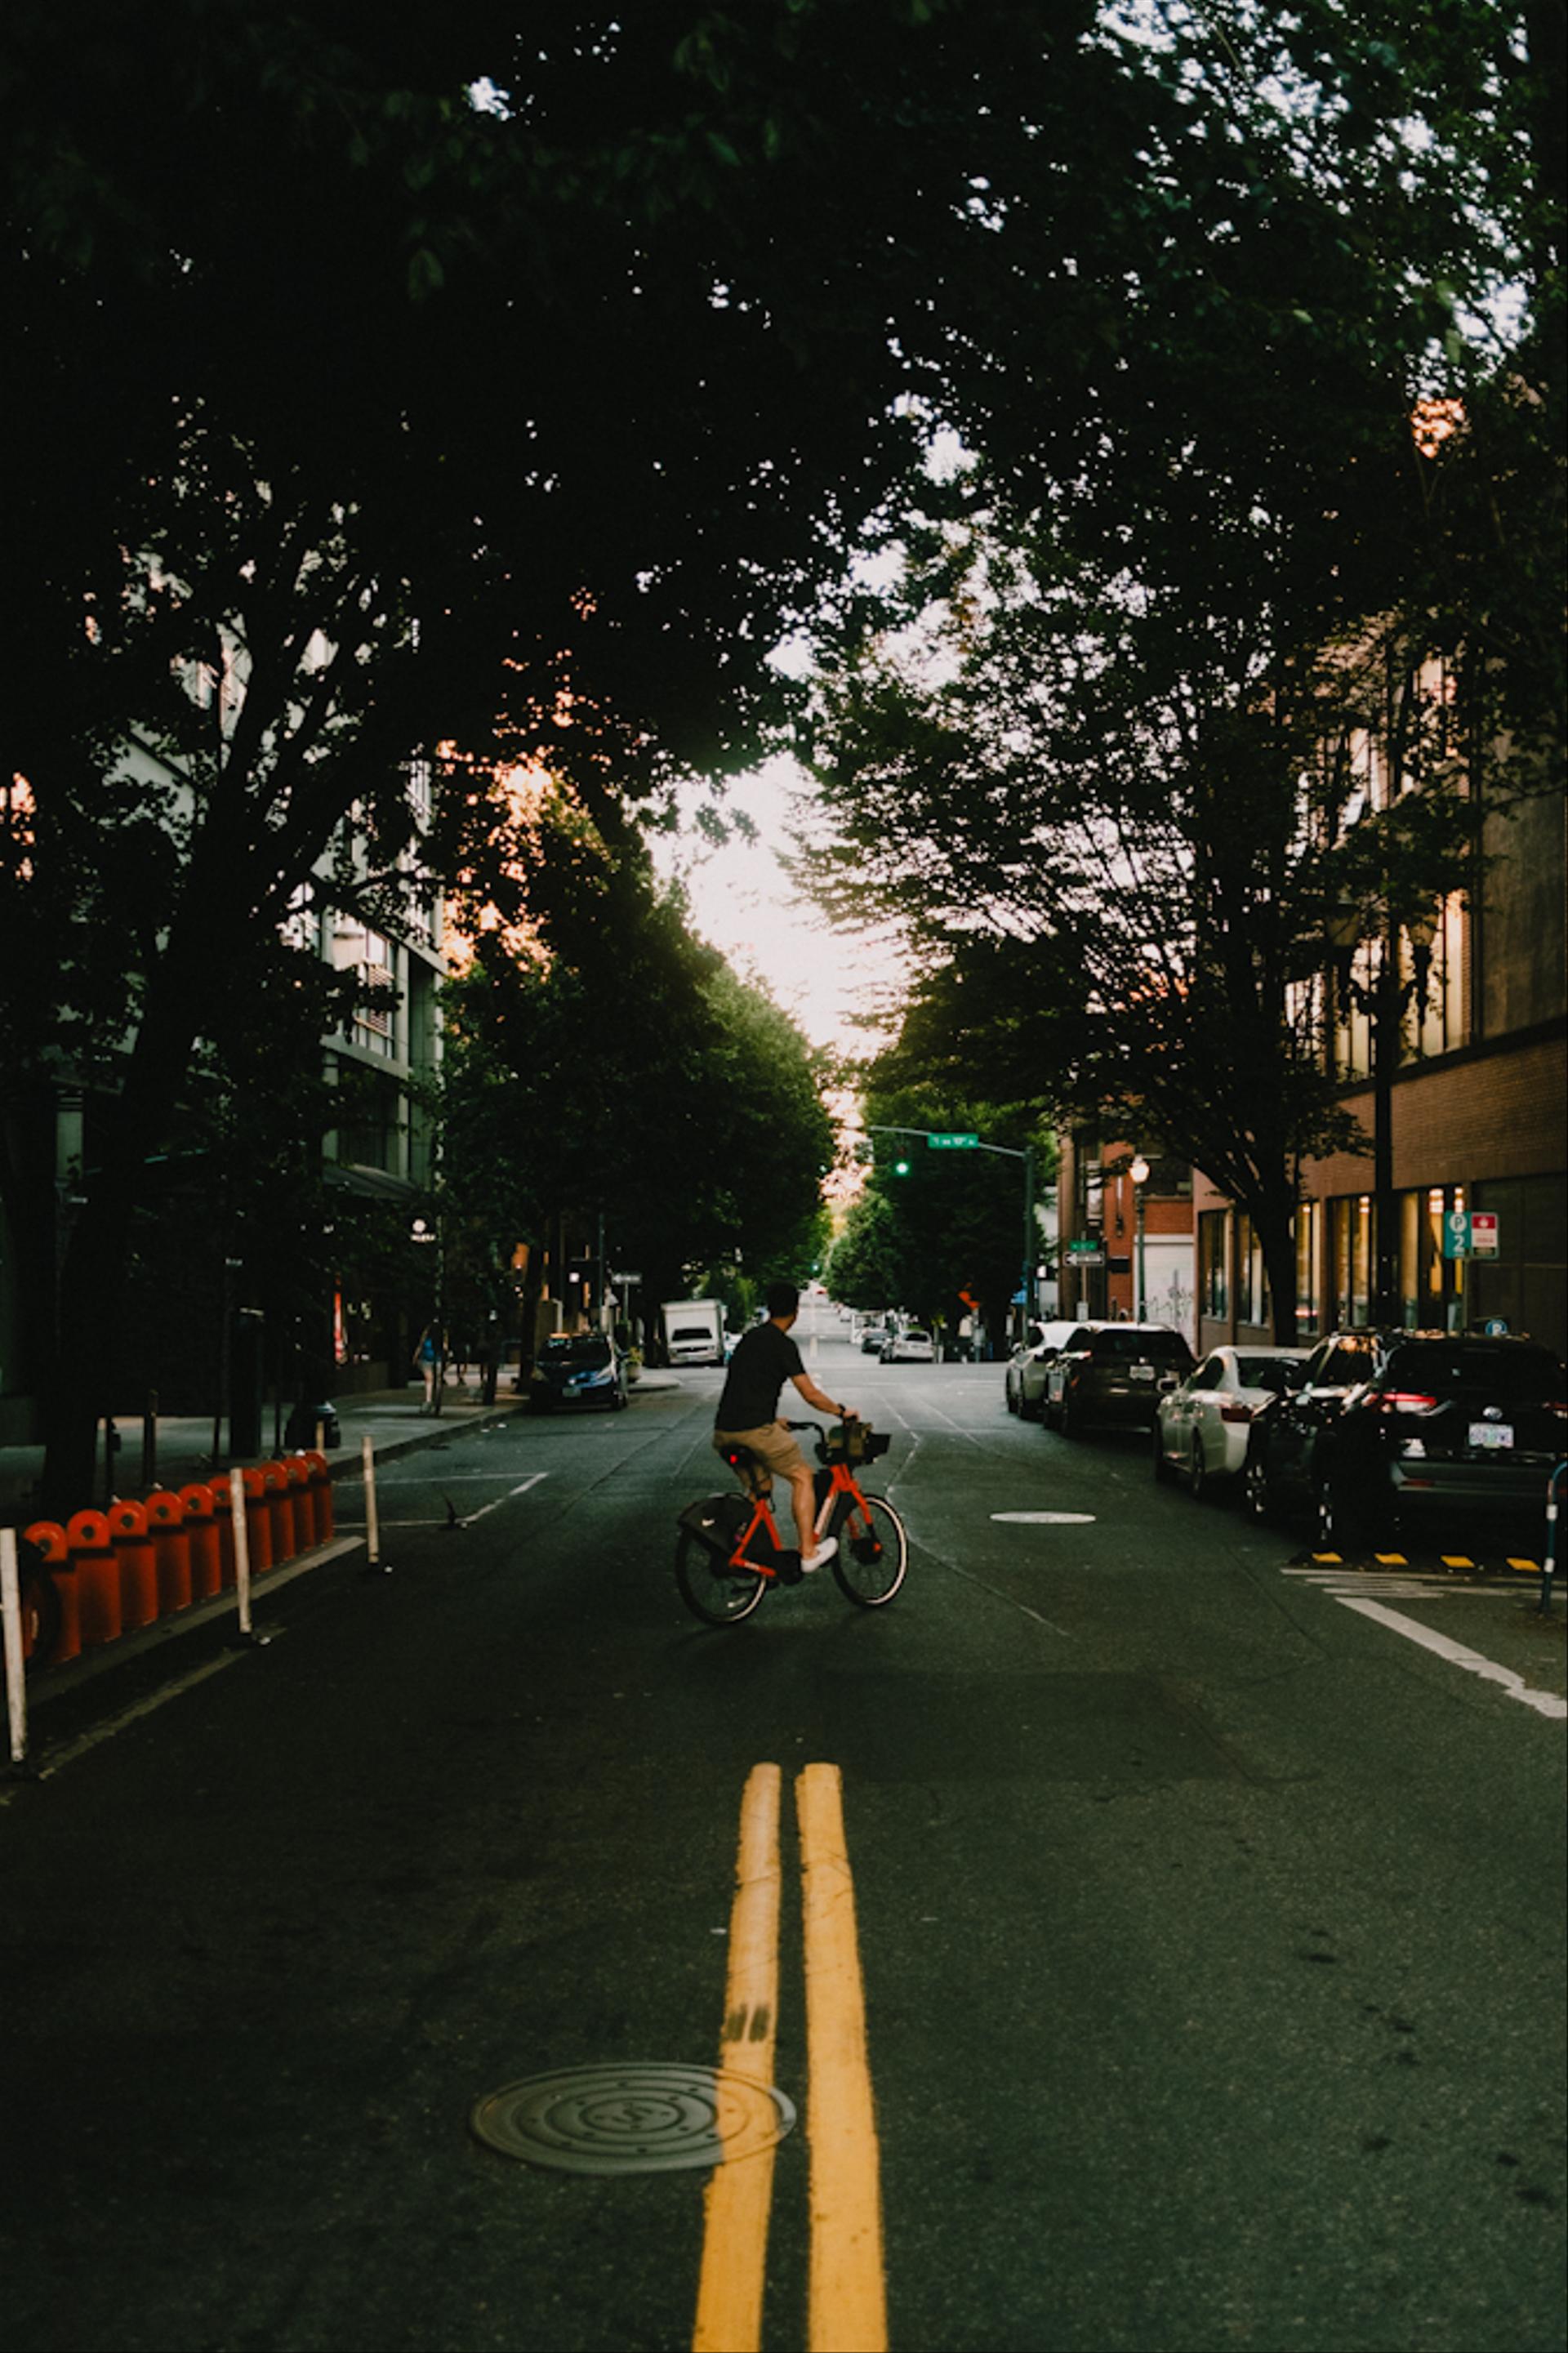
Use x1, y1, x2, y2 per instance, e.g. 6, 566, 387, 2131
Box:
1005, 1321, 1082, 1419
1153, 1344, 1309, 1498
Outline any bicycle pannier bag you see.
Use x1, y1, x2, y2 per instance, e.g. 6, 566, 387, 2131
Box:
678, 1493, 753, 1560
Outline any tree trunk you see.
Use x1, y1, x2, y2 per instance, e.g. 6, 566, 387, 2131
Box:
39, 926, 216, 1517
1255, 1190, 1301, 1348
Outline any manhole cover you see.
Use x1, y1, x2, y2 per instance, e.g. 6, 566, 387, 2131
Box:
470, 2064, 795, 2175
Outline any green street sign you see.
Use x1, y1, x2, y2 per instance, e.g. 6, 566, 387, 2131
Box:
928, 1132, 979, 1149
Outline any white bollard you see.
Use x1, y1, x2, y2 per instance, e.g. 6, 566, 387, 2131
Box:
229, 1466, 252, 1635
363, 1433, 386, 1571
2, 1528, 28, 1769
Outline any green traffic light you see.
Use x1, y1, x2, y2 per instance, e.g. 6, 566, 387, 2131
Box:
894, 1159, 911, 1175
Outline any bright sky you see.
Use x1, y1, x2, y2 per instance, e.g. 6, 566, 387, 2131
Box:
653, 754, 907, 1060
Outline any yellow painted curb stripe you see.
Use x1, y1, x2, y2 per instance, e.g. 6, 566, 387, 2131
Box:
797, 1763, 888, 2353
693, 1764, 782, 2353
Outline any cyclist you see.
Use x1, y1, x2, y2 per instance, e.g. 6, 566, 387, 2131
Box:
713, 1281, 856, 1571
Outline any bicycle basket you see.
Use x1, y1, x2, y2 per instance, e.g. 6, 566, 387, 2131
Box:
826, 1420, 889, 1465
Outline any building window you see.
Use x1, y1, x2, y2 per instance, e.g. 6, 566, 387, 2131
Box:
1329, 1194, 1374, 1326
1236, 1213, 1271, 1328
1405, 1183, 1468, 1332
1295, 1201, 1321, 1338
355, 928, 397, 1054
1199, 1211, 1228, 1320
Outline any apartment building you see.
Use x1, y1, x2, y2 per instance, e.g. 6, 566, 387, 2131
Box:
1195, 761, 1566, 1358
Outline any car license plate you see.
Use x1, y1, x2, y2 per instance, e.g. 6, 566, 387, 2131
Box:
1130, 1366, 1155, 1382
1468, 1421, 1513, 1449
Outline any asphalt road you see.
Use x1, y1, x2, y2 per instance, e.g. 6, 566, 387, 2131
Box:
3, 1304, 1565, 2353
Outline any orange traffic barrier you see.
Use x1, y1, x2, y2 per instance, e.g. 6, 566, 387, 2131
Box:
204, 1479, 238, 1589
67, 1509, 121, 1646
241, 1467, 273, 1575
180, 1483, 223, 1598
22, 1521, 77, 1665
305, 1451, 334, 1541
108, 1499, 158, 1629
260, 1460, 294, 1564
145, 1491, 192, 1614
285, 1455, 316, 1549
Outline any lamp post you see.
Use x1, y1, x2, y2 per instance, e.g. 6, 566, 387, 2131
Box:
1129, 1156, 1150, 1322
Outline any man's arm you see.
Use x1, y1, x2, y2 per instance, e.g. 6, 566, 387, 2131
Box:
791, 1370, 853, 1420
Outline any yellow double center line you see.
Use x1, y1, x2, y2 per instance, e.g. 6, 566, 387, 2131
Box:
693, 1762, 887, 2353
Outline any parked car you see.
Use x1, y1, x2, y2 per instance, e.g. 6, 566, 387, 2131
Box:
528, 1332, 630, 1413
1043, 1322, 1196, 1436
882, 1326, 936, 1363
1005, 1321, 1082, 1419
860, 1321, 893, 1356
1244, 1327, 1568, 1545
1152, 1344, 1310, 1498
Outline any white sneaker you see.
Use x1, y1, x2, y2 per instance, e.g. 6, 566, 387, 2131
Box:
801, 1537, 837, 1572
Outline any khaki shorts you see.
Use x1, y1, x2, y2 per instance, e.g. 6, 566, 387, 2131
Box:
713, 1420, 806, 1493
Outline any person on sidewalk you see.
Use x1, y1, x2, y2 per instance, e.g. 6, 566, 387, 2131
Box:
413, 1326, 439, 1412
712, 1281, 854, 1571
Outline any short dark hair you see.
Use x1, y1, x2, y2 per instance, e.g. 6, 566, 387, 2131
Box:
765, 1281, 800, 1320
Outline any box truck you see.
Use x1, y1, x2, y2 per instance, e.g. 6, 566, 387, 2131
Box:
661, 1298, 727, 1367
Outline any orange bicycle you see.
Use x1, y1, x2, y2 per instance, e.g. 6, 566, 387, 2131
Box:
675, 1418, 907, 1626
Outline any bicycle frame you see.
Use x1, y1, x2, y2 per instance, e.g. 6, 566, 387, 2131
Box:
723, 1453, 879, 1580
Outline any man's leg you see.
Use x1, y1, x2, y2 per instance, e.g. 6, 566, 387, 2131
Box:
788, 1462, 821, 1559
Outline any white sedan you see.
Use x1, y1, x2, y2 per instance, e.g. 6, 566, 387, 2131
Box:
1152, 1344, 1310, 1499
881, 1326, 936, 1363
1005, 1320, 1082, 1419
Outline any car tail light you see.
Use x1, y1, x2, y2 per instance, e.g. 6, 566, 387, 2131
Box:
1371, 1391, 1439, 1415
1219, 1402, 1254, 1424
1548, 1401, 1568, 1420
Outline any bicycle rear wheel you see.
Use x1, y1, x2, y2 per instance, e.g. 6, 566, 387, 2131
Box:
831, 1492, 907, 1609
675, 1530, 768, 1626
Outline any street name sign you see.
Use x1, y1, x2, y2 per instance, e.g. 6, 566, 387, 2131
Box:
928, 1132, 979, 1148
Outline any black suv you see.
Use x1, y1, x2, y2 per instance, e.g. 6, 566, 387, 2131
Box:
1044, 1322, 1196, 1437
1243, 1327, 1567, 1545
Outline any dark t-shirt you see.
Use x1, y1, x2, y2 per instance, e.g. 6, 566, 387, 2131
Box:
715, 1321, 804, 1431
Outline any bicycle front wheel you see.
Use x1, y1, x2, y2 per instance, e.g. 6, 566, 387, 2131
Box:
831, 1492, 907, 1609
675, 1530, 768, 1627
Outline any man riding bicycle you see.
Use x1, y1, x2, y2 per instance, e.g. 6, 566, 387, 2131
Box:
713, 1281, 856, 1571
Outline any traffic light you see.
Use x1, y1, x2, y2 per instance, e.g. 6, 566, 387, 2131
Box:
893, 1157, 911, 1176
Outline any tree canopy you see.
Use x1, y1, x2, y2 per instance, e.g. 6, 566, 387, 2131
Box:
438, 787, 835, 1346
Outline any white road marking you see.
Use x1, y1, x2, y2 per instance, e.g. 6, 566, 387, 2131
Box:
3, 1649, 256, 1794
991, 1512, 1097, 1526
459, 1472, 549, 1525
1334, 1596, 1566, 1720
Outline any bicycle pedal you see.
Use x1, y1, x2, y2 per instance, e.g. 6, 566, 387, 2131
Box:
776, 1554, 804, 1585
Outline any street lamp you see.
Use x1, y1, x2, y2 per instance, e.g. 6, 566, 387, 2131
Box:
1129, 1156, 1150, 1322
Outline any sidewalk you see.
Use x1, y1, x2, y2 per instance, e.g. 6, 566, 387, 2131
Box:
0, 1377, 528, 1524
1, 1368, 686, 1523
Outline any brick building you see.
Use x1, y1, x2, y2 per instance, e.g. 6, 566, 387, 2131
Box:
1195, 772, 1566, 1358
1057, 1139, 1196, 1343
